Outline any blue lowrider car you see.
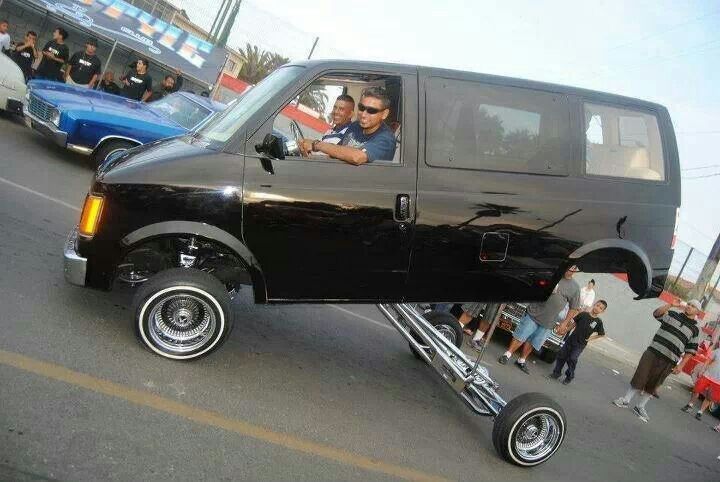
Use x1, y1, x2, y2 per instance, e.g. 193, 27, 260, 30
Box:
23, 80, 226, 164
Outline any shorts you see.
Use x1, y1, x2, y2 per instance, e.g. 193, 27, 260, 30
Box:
693, 376, 720, 403
630, 349, 675, 393
513, 313, 553, 351
461, 303, 485, 318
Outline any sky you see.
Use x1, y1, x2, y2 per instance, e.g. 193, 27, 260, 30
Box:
174, 0, 719, 254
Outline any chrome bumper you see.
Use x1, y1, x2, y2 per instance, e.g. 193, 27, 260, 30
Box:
23, 104, 68, 147
63, 227, 87, 286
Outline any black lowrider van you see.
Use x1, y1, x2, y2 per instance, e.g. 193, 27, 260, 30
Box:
63, 60, 679, 466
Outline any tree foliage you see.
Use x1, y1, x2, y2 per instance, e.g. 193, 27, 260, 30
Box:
236, 43, 289, 84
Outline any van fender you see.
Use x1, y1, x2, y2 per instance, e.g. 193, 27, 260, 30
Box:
568, 239, 652, 299
121, 221, 267, 302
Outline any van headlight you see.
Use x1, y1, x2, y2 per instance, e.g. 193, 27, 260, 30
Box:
49, 108, 60, 127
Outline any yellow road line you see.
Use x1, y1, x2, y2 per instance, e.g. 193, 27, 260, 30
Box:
0, 349, 451, 482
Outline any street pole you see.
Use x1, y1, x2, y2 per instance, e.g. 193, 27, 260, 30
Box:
217, 0, 241, 48
95, 39, 118, 90
670, 247, 693, 293
211, 0, 233, 43
307, 36, 319, 59
209, 0, 230, 41
689, 232, 720, 302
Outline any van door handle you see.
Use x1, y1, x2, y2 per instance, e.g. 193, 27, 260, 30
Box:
395, 194, 411, 222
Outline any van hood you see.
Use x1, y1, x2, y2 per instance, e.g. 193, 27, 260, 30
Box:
97, 135, 234, 188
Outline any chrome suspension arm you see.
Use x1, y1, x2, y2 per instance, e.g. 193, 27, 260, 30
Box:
377, 303, 506, 417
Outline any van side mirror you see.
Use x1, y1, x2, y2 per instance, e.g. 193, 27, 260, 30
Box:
255, 133, 285, 160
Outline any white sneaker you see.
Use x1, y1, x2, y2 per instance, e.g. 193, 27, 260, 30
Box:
633, 406, 649, 423
612, 398, 629, 408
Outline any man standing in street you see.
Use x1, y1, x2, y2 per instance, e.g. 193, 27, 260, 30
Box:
121, 58, 153, 102
613, 299, 701, 423
65, 39, 102, 88
148, 69, 183, 101
548, 299, 607, 384
0, 19, 11, 53
35, 27, 69, 81
498, 265, 582, 373
11, 31, 39, 82
580, 279, 596, 311
321, 94, 355, 144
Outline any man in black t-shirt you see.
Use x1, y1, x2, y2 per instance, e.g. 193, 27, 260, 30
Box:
35, 27, 69, 81
548, 300, 607, 384
66, 38, 101, 88
11, 30, 39, 82
148, 69, 183, 102
98, 71, 121, 95
120, 58, 153, 102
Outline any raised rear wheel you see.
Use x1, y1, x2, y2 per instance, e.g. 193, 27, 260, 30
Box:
492, 392, 566, 466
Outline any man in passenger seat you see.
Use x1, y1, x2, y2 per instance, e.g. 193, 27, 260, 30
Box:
321, 94, 355, 144
299, 87, 396, 165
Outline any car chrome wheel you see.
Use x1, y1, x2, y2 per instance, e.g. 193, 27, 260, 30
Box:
146, 292, 217, 354
434, 323, 457, 344
513, 412, 562, 463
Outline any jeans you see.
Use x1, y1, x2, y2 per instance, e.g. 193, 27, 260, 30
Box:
553, 337, 585, 380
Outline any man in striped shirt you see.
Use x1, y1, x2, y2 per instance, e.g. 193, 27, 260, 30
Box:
613, 299, 701, 423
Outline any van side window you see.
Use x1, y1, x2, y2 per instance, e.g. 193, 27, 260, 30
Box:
272, 73, 403, 164
426, 77, 570, 174
584, 103, 665, 181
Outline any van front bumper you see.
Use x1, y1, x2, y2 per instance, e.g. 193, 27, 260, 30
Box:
64, 226, 87, 286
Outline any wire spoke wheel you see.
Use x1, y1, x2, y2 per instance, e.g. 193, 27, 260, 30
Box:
147, 293, 217, 354
134, 268, 234, 361
513, 412, 562, 463
493, 392, 566, 466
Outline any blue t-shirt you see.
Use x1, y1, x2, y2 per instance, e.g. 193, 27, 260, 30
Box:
340, 121, 396, 162
321, 122, 351, 144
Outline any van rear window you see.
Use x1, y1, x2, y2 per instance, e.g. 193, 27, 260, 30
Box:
584, 103, 665, 181
426, 77, 570, 175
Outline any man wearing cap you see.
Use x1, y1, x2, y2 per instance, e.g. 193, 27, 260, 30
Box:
613, 299, 701, 423
66, 38, 102, 88
498, 265, 582, 374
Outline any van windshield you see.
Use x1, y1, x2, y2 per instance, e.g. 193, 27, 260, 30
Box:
197, 65, 305, 143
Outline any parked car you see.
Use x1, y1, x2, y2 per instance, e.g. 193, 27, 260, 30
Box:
23, 80, 226, 164
62, 60, 681, 466
497, 303, 565, 361
0, 52, 26, 116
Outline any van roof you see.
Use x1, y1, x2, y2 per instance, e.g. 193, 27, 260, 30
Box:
289, 60, 669, 113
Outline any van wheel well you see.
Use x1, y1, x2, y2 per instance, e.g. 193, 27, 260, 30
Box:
574, 248, 648, 297
115, 235, 252, 293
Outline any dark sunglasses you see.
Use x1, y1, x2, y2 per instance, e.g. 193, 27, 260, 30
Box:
358, 103, 386, 115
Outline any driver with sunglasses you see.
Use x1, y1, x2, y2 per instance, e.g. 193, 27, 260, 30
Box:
299, 87, 396, 165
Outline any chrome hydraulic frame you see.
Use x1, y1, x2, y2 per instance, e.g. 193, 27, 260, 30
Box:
376, 303, 507, 417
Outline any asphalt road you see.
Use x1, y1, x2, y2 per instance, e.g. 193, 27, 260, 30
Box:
1, 112, 719, 482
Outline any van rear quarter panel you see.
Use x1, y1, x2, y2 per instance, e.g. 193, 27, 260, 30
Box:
409, 72, 679, 302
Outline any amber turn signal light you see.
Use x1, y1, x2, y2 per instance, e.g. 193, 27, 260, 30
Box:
78, 195, 104, 237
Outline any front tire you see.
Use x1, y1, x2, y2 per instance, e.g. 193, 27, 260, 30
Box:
133, 268, 234, 361
92, 139, 136, 166
492, 392, 566, 467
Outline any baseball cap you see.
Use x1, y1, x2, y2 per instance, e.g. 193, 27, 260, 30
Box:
687, 299, 702, 310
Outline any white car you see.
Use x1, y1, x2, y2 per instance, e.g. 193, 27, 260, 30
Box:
0, 52, 26, 116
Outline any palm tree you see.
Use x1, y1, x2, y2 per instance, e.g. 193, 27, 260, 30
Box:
267, 52, 289, 71
237, 43, 270, 84
298, 86, 329, 115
